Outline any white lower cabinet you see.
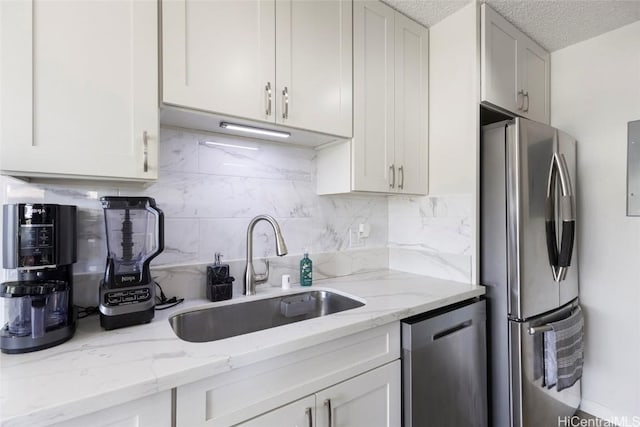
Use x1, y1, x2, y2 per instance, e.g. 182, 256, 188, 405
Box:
316, 361, 401, 427
50, 391, 171, 427
236, 396, 316, 427
239, 361, 401, 427
175, 323, 400, 427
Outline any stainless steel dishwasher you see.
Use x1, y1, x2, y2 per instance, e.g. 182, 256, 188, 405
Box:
402, 298, 487, 427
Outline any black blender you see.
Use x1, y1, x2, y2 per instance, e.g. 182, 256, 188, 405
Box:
1, 204, 77, 353
99, 197, 164, 330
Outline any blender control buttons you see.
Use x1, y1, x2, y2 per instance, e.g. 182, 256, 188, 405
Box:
104, 288, 151, 306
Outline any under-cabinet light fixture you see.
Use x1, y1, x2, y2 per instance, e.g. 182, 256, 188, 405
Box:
219, 122, 291, 138
199, 141, 259, 151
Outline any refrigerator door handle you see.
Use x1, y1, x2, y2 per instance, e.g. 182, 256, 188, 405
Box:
556, 153, 575, 276
545, 156, 560, 278
546, 153, 576, 282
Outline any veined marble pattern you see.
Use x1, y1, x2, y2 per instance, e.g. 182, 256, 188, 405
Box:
388, 194, 473, 282
0, 126, 388, 287
0, 127, 474, 289
0, 270, 485, 426
73, 247, 390, 306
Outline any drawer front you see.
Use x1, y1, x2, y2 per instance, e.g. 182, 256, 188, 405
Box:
49, 391, 172, 427
176, 322, 400, 427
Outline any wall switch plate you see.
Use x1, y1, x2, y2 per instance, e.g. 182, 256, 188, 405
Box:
628, 120, 640, 216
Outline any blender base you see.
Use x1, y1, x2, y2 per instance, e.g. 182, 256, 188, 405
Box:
100, 307, 154, 330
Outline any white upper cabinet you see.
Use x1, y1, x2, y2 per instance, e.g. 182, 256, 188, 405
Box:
319, 0, 427, 195
162, 0, 352, 138
481, 4, 550, 123
393, 13, 429, 195
275, 1, 352, 137
162, 0, 275, 124
352, 0, 395, 192
0, 0, 159, 181
521, 40, 549, 122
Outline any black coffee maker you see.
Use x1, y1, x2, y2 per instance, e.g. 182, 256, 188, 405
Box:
99, 197, 164, 330
1, 204, 77, 354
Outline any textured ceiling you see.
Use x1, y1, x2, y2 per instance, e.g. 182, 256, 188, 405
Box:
382, 0, 640, 52
382, 0, 470, 27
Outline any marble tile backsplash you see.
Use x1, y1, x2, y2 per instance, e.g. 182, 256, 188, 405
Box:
388, 194, 473, 282
0, 126, 473, 305
0, 127, 389, 296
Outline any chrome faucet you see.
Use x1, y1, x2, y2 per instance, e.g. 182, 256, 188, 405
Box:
244, 215, 288, 295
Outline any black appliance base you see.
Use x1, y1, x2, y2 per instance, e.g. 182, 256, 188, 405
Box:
1, 322, 76, 354
100, 307, 154, 330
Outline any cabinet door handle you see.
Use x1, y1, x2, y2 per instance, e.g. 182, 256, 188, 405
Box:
398, 165, 404, 190
324, 399, 332, 427
305, 407, 313, 427
265, 82, 272, 116
389, 164, 395, 189
517, 90, 525, 110
523, 91, 530, 112
282, 86, 289, 119
143, 131, 149, 173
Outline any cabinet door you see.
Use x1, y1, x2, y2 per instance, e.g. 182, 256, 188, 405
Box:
162, 0, 275, 124
0, 0, 158, 180
49, 391, 171, 427
521, 39, 549, 123
394, 13, 428, 195
480, 4, 521, 114
236, 396, 315, 427
276, 0, 352, 137
352, 0, 395, 192
316, 361, 401, 427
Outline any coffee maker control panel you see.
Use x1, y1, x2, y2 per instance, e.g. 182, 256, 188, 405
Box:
19, 224, 55, 267
2, 204, 77, 269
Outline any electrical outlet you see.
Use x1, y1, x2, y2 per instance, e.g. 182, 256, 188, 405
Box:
349, 228, 365, 248
358, 223, 371, 238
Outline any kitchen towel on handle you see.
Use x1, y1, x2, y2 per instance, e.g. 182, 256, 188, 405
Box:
543, 332, 558, 388
544, 305, 584, 391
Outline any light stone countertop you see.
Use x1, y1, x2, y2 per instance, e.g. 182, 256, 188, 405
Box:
0, 270, 485, 427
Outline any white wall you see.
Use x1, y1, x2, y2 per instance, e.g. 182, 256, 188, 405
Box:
551, 21, 640, 420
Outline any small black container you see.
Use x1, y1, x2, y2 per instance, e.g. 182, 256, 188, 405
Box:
206, 253, 234, 302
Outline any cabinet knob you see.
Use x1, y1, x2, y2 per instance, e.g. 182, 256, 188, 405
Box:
398, 165, 404, 190
523, 91, 530, 112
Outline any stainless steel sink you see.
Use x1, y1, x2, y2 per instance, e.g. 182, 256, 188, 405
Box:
169, 290, 365, 343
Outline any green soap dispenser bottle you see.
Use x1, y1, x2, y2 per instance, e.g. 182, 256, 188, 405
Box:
300, 249, 313, 286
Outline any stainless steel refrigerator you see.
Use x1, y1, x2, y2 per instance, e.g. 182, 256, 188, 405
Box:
481, 117, 581, 427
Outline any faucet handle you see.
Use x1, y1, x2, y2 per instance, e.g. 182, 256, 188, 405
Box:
254, 259, 270, 284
